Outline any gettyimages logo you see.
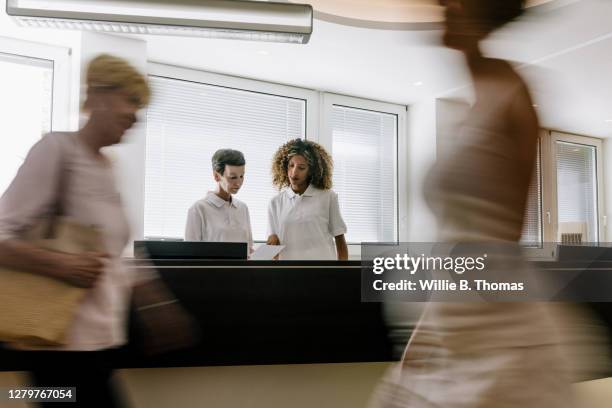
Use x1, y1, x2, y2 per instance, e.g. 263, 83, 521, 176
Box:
372, 253, 488, 275
361, 243, 539, 302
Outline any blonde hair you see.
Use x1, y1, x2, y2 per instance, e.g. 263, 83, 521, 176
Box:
86, 54, 150, 107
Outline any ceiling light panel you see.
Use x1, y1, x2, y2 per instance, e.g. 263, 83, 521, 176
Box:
7, 0, 313, 44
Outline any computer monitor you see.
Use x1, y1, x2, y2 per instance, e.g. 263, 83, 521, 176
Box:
134, 240, 248, 260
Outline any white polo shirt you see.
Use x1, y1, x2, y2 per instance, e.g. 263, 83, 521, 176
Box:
185, 192, 253, 252
267, 185, 347, 260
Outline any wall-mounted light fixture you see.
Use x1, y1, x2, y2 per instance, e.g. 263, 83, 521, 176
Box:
6, 0, 313, 44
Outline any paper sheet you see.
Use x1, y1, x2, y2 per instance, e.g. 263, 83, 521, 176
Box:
250, 244, 285, 260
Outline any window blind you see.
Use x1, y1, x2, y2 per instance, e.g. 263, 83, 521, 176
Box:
556, 141, 598, 243
520, 142, 543, 247
0, 52, 53, 194
331, 105, 397, 243
145, 76, 306, 240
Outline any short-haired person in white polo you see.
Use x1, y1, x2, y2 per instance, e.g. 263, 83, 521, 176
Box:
185, 149, 253, 253
267, 139, 348, 260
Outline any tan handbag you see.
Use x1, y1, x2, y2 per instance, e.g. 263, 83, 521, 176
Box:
0, 218, 103, 347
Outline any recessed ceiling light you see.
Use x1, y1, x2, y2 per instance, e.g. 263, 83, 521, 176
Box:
257, 50, 270, 56
413, 81, 423, 87
605, 119, 612, 123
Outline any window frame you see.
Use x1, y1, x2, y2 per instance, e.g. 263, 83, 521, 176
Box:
148, 62, 319, 140
521, 135, 544, 248
547, 130, 605, 244
522, 132, 554, 260
0, 36, 71, 131
320, 93, 407, 254
526, 130, 606, 260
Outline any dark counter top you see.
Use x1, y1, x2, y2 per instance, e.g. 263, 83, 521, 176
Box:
3, 256, 612, 375
1, 260, 393, 371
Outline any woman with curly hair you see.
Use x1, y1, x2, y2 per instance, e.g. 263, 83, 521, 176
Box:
267, 138, 348, 260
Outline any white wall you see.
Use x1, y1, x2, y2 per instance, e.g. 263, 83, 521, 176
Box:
79, 32, 148, 251
406, 99, 438, 241
604, 139, 612, 242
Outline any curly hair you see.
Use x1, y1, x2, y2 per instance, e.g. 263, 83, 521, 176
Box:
271, 138, 333, 190
86, 54, 150, 108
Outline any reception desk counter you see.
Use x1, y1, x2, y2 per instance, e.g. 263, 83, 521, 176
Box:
1, 260, 394, 371
3, 255, 612, 376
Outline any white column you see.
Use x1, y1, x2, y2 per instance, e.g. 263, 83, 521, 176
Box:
80, 32, 148, 252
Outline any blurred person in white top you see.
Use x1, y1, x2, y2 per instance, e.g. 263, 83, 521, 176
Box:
185, 149, 253, 254
267, 138, 348, 260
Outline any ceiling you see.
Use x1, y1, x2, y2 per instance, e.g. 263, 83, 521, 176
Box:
136, 0, 612, 137
479, 0, 612, 138
291, 0, 555, 26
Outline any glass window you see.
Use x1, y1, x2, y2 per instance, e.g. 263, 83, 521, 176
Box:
0, 52, 53, 194
521, 141, 543, 247
331, 105, 397, 243
556, 141, 599, 244
144, 76, 306, 240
